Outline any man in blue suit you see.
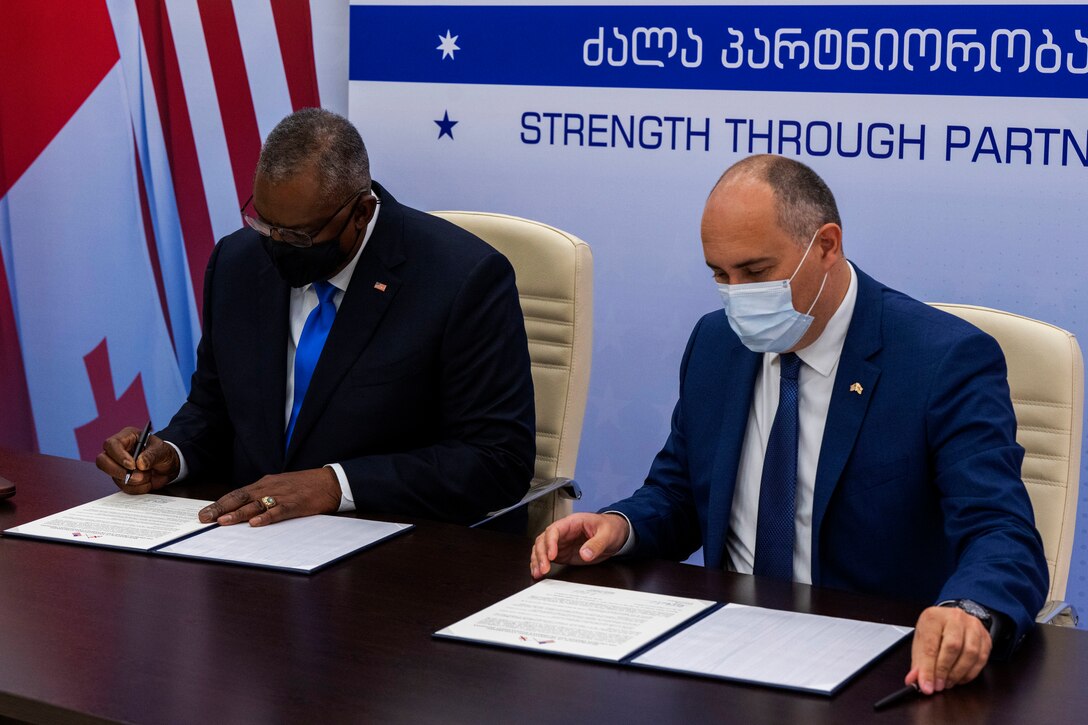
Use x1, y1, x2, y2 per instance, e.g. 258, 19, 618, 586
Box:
531, 155, 1046, 696
97, 109, 534, 527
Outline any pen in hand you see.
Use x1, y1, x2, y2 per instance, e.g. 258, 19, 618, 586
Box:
123, 420, 153, 487
873, 682, 920, 711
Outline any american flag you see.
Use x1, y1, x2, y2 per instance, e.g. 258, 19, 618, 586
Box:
0, 0, 342, 459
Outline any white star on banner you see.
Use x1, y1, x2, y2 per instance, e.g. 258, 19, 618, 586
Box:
436, 30, 460, 60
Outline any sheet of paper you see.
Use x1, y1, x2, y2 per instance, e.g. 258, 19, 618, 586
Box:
632, 603, 913, 694
156, 515, 412, 572
436, 579, 716, 661
3, 492, 213, 550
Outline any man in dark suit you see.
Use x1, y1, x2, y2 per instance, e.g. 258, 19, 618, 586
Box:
531, 155, 1046, 696
97, 108, 534, 527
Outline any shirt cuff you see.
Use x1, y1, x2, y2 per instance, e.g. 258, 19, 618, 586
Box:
603, 510, 637, 556
163, 440, 188, 483
327, 463, 355, 512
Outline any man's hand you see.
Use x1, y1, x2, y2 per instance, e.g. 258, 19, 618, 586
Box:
198, 468, 342, 526
906, 605, 993, 695
96, 427, 180, 494
530, 512, 630, 579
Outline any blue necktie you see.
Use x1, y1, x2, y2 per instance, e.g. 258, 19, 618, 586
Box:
754, 352, 801, 581
286, 281, 337, 448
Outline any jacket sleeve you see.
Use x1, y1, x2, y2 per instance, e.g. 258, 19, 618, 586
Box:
928, 329, 1048, 655
608, 318, 705, 561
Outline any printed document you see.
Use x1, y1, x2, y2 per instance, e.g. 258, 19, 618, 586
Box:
3, 492, 212, 550
4, 493, 413, 573
157, 515, 413, 572
632, 603, 913, 694
436, 579, 715, 661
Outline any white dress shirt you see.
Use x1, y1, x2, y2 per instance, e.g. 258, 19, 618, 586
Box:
169, 192, 380, 512
725, 262, 857, 582
286, 194, 380, 512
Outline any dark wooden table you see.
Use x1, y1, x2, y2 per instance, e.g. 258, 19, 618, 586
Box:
1, 448, 1085, 724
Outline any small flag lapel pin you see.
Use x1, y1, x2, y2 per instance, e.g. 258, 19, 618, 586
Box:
373, 282, 387, 292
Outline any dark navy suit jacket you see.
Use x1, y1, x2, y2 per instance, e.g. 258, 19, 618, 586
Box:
159, 183, 535, 524
611, 264, 1047, 648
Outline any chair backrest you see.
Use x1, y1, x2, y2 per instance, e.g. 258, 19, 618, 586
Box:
431, 211, 593, 535
930, 303, 1084, 601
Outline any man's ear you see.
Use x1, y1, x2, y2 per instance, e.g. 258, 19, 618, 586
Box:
354, 196, 377, 229
815, 223, 843, 268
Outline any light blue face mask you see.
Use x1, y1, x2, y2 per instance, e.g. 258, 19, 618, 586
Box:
716, 229, 828, 353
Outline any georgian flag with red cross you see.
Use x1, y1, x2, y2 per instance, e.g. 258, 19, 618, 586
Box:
0, 0, 335, 459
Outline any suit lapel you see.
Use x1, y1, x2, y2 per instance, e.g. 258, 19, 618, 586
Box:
285, 185, 407, 462
809, 264, 884, 583
257, 261, 290, 469
705, 341, 761, 568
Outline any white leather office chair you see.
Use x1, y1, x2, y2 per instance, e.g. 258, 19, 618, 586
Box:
431, 211, 593, 537
931, 303, 1083, 626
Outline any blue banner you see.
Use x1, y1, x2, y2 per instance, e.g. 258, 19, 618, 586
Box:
351, 4, 1088, 99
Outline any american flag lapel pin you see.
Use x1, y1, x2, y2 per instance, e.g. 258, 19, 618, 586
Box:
373, 282, 387, 292
849, 382, 863, 395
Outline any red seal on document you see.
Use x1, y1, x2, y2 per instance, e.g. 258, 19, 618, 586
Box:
518, 635, 556, 645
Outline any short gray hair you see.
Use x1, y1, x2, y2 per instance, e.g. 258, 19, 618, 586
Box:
256, 108, 371, 200
715, 155, 842, 245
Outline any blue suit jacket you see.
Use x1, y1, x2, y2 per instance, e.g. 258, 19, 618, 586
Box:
611, 264, 1047, 647
159, 183, 535, 524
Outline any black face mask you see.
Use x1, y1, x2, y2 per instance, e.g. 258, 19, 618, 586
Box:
262, 236, 349, 288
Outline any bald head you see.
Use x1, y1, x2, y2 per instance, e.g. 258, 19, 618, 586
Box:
702, 156, 850, 352
711, 155, 841, 246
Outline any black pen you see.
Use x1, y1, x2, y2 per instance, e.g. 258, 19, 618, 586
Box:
873, 683, 920, 711
123, 420, 153, 486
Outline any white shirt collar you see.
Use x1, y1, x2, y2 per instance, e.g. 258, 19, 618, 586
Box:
791, 261, 858, 377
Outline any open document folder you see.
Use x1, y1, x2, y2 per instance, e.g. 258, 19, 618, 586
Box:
3, 492, 412, 573
436, 579, 912, 695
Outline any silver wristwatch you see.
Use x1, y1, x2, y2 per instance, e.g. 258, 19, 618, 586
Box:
942, 599, 997, 636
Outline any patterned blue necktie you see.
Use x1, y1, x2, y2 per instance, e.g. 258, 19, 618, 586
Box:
754, 352, 801, 581
286, 281, 337, 448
